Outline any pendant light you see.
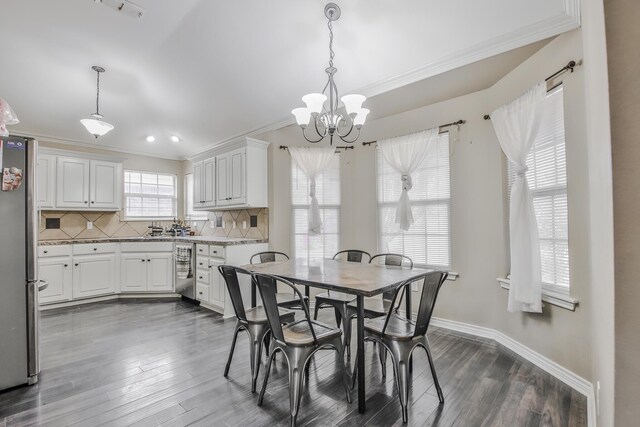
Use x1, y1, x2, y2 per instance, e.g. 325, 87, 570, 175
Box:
80, 66, 114, 138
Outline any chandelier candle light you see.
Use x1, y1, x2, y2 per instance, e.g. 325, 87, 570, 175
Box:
291, 3, 369, 145
80, 66, 114, 139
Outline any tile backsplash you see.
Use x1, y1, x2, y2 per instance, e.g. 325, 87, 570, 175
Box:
39, 209, 269, 241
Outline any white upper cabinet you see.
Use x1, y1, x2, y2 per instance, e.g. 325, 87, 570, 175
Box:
192, 137, 269, 210
90, 160, 121, 210
202, 157, 216, 207
56, 157, 90, 209
37, 154, 55, 209
44, 150, 123, 211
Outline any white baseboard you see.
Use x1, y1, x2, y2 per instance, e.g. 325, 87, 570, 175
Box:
39, 293, 180, 310
430, 317, 596, 427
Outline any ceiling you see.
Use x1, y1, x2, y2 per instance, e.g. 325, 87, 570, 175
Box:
0, 0, 579, 159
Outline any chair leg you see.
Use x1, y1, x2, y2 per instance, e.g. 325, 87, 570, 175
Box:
331, 336, 352, 404
258, 348, 276, 406
344, 314, 354, 359
288, 350, 308, 427
249, 325, 267, 393
334, 307, 342, 328
378, 345, 387, 378
313, 301, 320, 320
423, 341, 444, 404
397, 360, 410, 423
224, 324, 241, 377
264, 330, 271, 359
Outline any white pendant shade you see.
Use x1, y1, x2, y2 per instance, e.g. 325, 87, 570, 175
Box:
340, 94, 366, 115
80, 118, 114, 138
292, 107, 312, 127
302, 93, 327, 115
353, 108, 370, 127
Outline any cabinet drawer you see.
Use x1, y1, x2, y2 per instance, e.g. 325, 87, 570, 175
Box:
196, 256, 210, 270
196, 269, 209, 284
195, 244, 208, 256
73, 243, 118, 255
209, 245, 224, 258
196, 283, 210, 302
121, 242, 173, 253
39, 245, 73, 258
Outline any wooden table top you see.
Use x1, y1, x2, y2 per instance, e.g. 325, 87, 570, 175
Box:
242, 258, 431, 297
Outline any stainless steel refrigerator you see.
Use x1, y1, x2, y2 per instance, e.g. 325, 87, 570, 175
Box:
0, 135, 42, 390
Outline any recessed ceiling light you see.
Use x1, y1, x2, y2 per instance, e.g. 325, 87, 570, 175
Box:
146, 135, 155, 143
171, 135, 180, 143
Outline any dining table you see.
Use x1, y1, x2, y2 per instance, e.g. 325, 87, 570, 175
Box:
243, 257, 430, 413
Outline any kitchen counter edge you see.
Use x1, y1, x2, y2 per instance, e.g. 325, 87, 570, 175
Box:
39, 237, 269, 246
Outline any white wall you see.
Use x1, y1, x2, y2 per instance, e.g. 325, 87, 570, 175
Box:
258, 29, 598, 382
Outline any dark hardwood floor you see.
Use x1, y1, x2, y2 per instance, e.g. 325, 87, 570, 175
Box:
0, 299, 587, 426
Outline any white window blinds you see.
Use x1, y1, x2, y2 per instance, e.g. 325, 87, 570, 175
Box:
508, 86, 570, 290
291, 154, 340, 261
124, 171, 177, 219
377, 133, 451, 269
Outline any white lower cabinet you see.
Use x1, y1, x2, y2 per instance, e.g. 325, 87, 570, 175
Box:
39, 256, 72, 304
120, 253, 148, 292
195, 253, 224, 309
147, 253, 173, 292
72, 254, 117, 299
208, 257, 225, 307
120, 252, 173, 292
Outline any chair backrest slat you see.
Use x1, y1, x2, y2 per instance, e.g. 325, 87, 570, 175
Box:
333, 249, 371, 263
253, 273, 317, 345
218, 265, 249, 321
250, 251, 289, 265
370, 253, 413, 302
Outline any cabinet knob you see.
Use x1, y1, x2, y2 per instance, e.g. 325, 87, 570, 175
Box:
147, 259, 151, 262
213, 251, 217, 254
142, 259, 146, 262
44, 250, 48, 254
74, 263, 79, 267
84, 201, 88, 204
64, 264, 68, 267
91, 201, 95, 204
93, 248, 97, 251
199, 276, 203, 279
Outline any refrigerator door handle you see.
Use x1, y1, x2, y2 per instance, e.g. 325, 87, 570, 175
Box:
37, 280, 49, 292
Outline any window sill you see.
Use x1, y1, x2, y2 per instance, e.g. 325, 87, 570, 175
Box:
122, 217, 175, 222
496, 278, 578, 311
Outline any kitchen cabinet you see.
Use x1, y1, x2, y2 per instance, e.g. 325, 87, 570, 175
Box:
44, 149, 123, 211
39, 256, 72, 304
192, 137, 269, 210
193, 157, 216, 209
56, 157, 90, 209
72, 253, 117, 299
208, 257, 225, 307
121, 252, 173, 292
37, 154, 55, 209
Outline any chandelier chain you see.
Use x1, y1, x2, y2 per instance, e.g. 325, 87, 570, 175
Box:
327, 18, 334, 68
95, 69, 101, 115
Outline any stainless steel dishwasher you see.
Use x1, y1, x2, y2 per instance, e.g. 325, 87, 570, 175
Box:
175, 243, 196, 301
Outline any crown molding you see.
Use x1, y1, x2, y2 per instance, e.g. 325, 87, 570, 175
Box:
184, 3, 581, 160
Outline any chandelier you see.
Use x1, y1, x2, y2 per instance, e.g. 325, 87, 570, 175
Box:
291, 3, 369, 145
80, 66, 114, 139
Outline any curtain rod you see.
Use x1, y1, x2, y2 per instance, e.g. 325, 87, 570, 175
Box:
361, 119, 466, 146
279, 145, 354, 151
483, 60, 577, 120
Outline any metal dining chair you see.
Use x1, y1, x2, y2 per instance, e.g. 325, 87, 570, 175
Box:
250, 251, 310, 311
253, 272, 351, 427
218, 265, 296, 392
352, 270, 448, 423
313, 250, 371, 358
343, 253, 413, 360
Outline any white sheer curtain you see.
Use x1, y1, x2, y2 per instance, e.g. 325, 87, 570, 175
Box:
0, 97, 19, 137
491, 82, 546, 313
378, 127, 440, 231
289, 146, 336, 234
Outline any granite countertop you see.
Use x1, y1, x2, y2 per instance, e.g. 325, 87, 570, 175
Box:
39, 236, 268, 246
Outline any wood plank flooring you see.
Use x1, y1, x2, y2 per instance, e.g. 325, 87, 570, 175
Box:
0, 299, 587, 426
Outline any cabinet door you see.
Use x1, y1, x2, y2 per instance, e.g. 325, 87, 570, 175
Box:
216, 153, 229, 205
37, 155, 55, 209
147, 253, 174, 292
208, 257, 225, 306
193, 161, 204, 208
120, 253, 147, 292
39, 256, 72, 304
90, 160, 120, 210
56, 157, 90, 209
72, 254, 117, 299
203, 157, 216, 207
229, 148, 246, 205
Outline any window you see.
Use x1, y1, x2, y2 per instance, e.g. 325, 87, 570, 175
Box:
377, 133, 451, 269
124, 170, 177, 220
184, 174, 208, 221
508, 86, 569, 291
291, 155, 340, 261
